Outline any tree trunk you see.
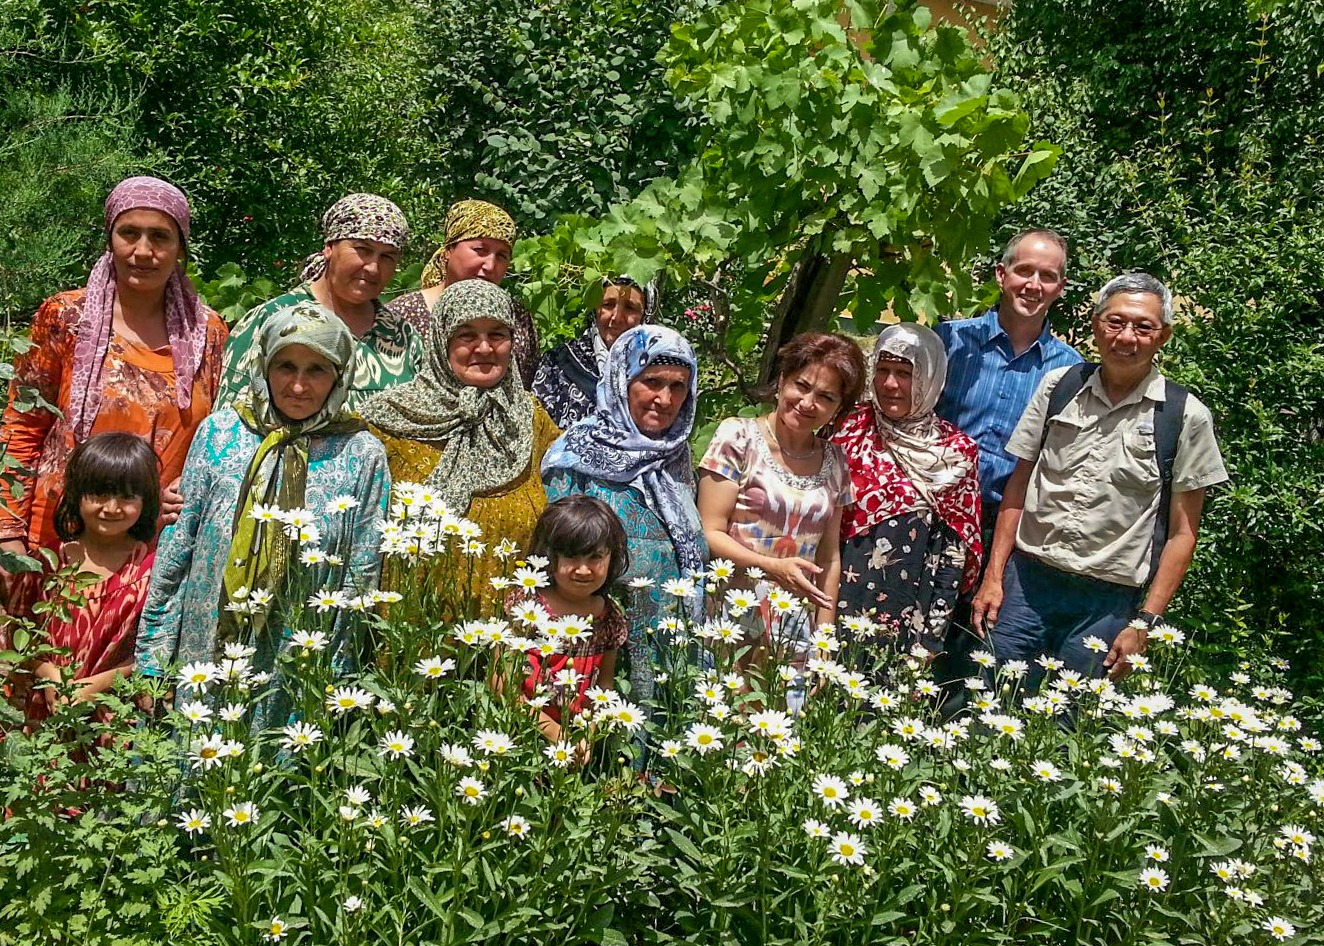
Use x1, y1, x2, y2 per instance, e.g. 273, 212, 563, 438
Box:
757, 249, 853, 385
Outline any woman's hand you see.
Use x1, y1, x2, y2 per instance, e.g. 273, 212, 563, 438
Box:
160, 476, 184, 527
766, 556, 831, 610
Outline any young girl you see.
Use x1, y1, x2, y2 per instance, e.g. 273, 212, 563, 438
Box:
504, 495, 630, 747
16, 432, 159, 721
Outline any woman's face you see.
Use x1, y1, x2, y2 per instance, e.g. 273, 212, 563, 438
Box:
777, 362, 845, 433
321, 239, 400, 305
873, 355, 915, 420
79, 493, 144, 541
268, 343, 339, 422
442, 239, 512, 287
448, 318, 513, 388
595, 284, 646, 349
110, 208, 182, 297
627, 364, 691, 437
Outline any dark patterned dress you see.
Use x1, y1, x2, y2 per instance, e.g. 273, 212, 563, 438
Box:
830, 404, 982, 654
532, 329, 599, 430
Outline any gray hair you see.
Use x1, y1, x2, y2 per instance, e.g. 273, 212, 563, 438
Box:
1095, 273, 1174, 326
1000, 228, 1070, 274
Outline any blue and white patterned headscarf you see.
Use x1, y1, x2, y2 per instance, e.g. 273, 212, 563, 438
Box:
541, 325, 705, 580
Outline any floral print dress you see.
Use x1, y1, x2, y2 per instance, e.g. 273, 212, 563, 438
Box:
0, 290, 228, 553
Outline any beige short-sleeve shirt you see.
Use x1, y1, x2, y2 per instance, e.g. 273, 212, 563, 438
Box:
1005, 366, 1228, 587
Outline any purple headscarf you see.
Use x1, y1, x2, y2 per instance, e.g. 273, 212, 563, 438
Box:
69, 176, 209, 442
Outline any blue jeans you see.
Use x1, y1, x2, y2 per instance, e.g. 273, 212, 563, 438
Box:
988, 552, 1141, 689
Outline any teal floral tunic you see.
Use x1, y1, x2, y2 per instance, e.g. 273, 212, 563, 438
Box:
214, 286, 423, 412
135, 408, 390, 688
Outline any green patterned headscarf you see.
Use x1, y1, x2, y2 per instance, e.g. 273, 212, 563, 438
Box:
359, 279, 534, 515
219, 301, 366, 649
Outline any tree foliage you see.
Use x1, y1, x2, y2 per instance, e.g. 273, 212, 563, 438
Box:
515, 0, 1059, 379
409, 0, 709, 243
0, 0, 142, 319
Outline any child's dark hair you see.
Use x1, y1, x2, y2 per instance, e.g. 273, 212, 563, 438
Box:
55, 432, 161, 543
529, 495, 630, 592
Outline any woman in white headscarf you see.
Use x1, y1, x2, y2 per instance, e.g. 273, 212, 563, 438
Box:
829, 323, 983, 655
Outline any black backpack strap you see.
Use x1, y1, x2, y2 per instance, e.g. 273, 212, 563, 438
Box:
1040, 362, 1098, 451
1147, 379, 1189, 584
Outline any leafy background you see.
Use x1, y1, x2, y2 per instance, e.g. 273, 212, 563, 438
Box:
1, 0, 1322, 688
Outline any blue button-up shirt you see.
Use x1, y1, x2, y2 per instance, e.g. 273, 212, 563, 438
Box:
935, 308, 1083, 503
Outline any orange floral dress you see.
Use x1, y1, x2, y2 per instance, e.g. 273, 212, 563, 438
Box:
0, 290, 229, 553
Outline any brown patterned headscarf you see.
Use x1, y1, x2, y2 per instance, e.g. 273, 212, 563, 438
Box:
358, 279, 534, 515
70, 176, 208, 442
419, 200, 518, 289
299, 193, 409, 282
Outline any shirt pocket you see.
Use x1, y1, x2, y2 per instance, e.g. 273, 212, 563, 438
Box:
1110, 430, 1160, 494
1040, 411, 1091, 471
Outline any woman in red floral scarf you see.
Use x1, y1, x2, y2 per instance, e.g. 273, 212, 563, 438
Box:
830, 323, 983, 656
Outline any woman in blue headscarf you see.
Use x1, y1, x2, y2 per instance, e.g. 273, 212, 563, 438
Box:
541, 325, 705, 708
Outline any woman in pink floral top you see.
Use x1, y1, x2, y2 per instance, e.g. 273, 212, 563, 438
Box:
697, 333, 864, 647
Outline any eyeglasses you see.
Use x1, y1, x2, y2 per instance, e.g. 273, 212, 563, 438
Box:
1099, 316, 1162, 339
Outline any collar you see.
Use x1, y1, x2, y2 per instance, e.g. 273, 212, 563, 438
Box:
1085, 364, 1165, 410
978, 307, 1054, 354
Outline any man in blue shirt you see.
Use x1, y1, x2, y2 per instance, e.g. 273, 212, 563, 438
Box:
932, 230, 1081, 712
936, 229, 1083, 535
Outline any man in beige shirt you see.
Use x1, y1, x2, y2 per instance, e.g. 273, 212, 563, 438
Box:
971, 273, 1227, 685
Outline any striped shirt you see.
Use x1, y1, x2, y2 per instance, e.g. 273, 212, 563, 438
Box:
935, 308, 1083, 503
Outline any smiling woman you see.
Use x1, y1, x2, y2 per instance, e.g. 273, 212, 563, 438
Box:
696, 332, 863, 679
136, 300, 390, 731
361, 279, 560, 614
0, 177, 228, 588
214, 193, 422, 412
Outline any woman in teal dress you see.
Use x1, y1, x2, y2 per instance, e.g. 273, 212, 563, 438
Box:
135, 300, 390, 727
541, 325, 706, 709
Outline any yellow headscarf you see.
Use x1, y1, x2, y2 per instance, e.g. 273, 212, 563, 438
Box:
419, 200, 518, 289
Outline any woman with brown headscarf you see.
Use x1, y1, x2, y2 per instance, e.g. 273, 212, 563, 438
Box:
385, 199, 539, 388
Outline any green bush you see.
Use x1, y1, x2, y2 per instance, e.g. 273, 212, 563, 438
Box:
0, 0, 143, 321
2, 485, 1323, 943
410, 0, 710, 240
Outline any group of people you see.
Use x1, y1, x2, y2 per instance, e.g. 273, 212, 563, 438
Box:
0, 175, 1227, 738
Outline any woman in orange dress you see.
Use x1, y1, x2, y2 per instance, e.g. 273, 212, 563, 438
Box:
0, 177, 228, 595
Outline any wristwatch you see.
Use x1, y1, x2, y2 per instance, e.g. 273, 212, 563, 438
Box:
1133, 610, 1163, 632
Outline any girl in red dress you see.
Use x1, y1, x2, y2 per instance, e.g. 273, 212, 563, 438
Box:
13, 432, 159, 721
504, 496, 630, 756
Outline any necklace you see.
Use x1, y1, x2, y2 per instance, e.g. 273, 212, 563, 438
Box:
763, 415, 819, 460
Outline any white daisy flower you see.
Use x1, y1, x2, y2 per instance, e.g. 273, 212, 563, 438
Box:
829, 831, 867, 866
456, 777, 487, 805
811, 774, 850, 808
281, 721, 323, 752
1137, 867, 1169, 892
176, 808, 211, 836
959, 794, 1001, 826
501, 814, 531, 839
325, 687, 374, 714
379, 730, 415, 759
223, 801, 259, 827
